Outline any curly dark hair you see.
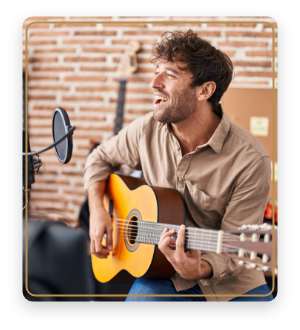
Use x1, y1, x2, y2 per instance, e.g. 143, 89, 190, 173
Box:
151, 29, 234, 115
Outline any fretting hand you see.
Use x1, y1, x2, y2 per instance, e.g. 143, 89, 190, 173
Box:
158, 225, 213, 280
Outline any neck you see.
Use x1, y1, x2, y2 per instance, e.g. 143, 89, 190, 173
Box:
171, 102, 221, 155
135, 221, 223, 254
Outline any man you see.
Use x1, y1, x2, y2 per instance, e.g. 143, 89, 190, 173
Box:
83, 30, 273, 301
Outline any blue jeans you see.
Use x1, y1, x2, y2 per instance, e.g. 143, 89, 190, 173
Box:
125, 278, 274, 302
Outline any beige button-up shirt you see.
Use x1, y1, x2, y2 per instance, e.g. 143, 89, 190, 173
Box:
83, 105, 271, 301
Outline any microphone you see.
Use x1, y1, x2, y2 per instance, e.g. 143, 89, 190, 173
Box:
22, 108, 76, 210
22, 108, 76, 163
52, 107, 74, 164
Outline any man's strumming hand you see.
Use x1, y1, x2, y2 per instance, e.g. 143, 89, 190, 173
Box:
158, 225, 213, 280
88, 181, 113, 259
89, 207, 113, 259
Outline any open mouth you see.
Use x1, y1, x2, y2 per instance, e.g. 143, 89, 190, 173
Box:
155, 95, 168, 106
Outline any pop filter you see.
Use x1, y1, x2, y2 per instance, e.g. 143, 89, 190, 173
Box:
52, 108, 73, 164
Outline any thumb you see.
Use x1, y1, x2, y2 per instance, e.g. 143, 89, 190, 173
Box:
105, 223, 113, 250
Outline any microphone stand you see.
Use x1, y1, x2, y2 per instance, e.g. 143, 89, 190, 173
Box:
22, 126, 76, 211
22, 126, 76, 157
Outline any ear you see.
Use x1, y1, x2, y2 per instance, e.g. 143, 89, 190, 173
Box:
196, 81, 216, 101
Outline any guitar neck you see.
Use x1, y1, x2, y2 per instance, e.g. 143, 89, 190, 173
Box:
135, 221, 223, 254
114, 77, 127, 136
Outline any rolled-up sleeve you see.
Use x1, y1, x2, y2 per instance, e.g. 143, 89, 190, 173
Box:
83, 115, 145, 192
199, 155, 271, 286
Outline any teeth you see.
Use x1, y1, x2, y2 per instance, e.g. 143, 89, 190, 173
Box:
155, 95, 168, 101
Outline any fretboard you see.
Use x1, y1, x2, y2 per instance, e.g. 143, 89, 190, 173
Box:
135, 221, 223, 254
114, 78, 127, 136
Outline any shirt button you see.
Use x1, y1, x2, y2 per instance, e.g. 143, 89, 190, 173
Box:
178, 177, 184, 182
177, 145, 180, 151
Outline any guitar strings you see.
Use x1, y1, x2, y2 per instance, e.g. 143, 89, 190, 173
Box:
100, 219, 261, 253
109, 221, 260, 253
112, 224, 240, 245
106, 226, 250, 253
107, 235, 243, 254
107, 231, 239, 253
111, 220, 241, 241
112, 218, 240, 240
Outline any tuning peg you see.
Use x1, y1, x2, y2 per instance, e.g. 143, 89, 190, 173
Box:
238, 233, 246, 258
238, 249, 245, 258
250, 233, 260, 260
259, 223, 268, 229
262, 254, 269, 263
250, 263, 256, 269
238, 260, 244, 266
262, 266, 270, 272
261, 233, 271, 263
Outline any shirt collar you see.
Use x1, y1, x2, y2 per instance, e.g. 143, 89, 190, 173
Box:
156, 104, 231, 154
206, 104, 231, 154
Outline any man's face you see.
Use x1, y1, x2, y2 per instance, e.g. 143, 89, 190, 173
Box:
151, 61, 197, 124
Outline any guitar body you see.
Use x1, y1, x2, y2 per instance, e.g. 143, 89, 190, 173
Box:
91, 174, 185, 283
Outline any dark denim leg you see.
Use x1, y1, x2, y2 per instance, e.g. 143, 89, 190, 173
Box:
179, 283, 207, 301
125, 278, 204, 302
230, 285, 274, 302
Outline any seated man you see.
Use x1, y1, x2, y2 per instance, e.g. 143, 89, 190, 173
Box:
83, 29, 273, 302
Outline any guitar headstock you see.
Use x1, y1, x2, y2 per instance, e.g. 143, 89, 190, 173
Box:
223, 223, 277, 273
117, 40, 140, 78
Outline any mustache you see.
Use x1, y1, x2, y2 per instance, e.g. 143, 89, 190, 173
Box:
153, 89, 169, 98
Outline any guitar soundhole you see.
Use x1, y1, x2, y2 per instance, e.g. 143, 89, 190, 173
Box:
125, 209, 141, 252
128, 216, 138, 245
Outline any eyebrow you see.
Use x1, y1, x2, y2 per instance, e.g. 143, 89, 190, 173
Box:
156, 65, 180, 75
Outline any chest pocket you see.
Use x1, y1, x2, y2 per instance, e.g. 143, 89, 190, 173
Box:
185, 181, 227, 229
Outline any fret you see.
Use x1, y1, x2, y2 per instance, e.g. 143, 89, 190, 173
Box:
194, 228, 197, 250
146, 223, 150, 244
151, 223, 155, 244
148, 223, 151, 244
147, 224, 150, 244
185, 227, 190, 250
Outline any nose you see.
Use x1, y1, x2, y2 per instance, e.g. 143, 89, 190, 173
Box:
151, 72, 165, 90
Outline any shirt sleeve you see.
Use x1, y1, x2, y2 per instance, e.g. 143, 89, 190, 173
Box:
199, 155, 271, 286
83, 115, 146, 192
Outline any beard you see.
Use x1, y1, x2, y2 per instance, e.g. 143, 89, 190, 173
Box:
153, 86, 197, 124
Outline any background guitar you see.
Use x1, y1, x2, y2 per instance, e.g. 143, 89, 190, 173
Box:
88, 40, 142, 174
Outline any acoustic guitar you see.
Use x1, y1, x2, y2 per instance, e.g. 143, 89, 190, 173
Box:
92, 174, 278, 283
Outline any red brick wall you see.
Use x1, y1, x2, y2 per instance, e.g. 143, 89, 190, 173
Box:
22, 16, 278, 224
